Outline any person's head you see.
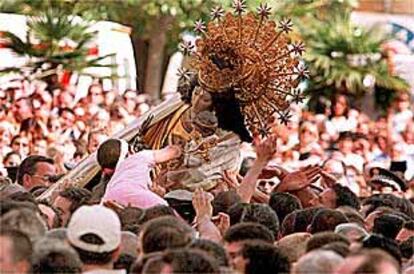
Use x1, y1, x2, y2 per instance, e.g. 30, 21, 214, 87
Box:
31, 239, 82, 274
269, 192, 302, 224
309, 208, 348, 234
142, 248, 219, 274
338, 131, 354, 154
363, 234, 402, 265
88, 83, 104, 105
189, 239, 229, 267
212, 190, 242, 216
320, 184, 360, 210
10, 135, 30, 157
52, 187, 92, 227
118, 206, 144, 235
87, 130, 108, 154
67, 205, 121, 268
306, 231, 350, 253
372, 214, 404, 240
299, 121, 319, 145
16, 155, 55, 191
281, 207, 322, 236
3, 151, 21, 167
138, 216, 194, 255
336, 206, 365, 227
234, 240, 290, 274
335, 223, 369, 243
395, 92, 411, 112
293, 250, 344, 274
31, 139, 48, 156
96, 138, 125, 170
140, 205, 175, 224
240, 203, 279, 239
0, 229, 32, 274
58, 107, 76, 129
224, 222, 274, 266
335, 249, 400, 274
331, 94, 349, 117
276, 232, 311, 263
38, 203, 61, 229
13, 97, 33, 121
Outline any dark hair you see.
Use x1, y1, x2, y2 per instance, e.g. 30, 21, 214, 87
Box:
3, 151, 21, 166
31, 241, 82, 274
363, 194, 414, 220
399, 236, 414, 259
239, 157, 255, 177
224, 222, 274, 244
212, 190, 242, 216
139, 216, 194, 254
96, 139, 121, 169
228, 202, 249, 225
140, 205, 175, 224
16, 155, 54, 185
306, 232, 350, 252
329, 94, 349, 118
118, 206, 144, 235
0, 229, 32, 262
240, 204, 279, 238
281, 207, 322, 237
404, 220, 414, 230
309, 209, 348, 234
130, 252, 162, 274
241, 240, 290, 274
332, 184, 360, 210
143, 248, 219, 274
58, 107, 75, 116
114, 253, 136, 272
58, 187, 92, 214
362, 234, 402, 265
372, 214, 404, 239
73, 233, 117, 265
269, 192, 302, 224
189, 239, 229, 267
337, 206, 365, 227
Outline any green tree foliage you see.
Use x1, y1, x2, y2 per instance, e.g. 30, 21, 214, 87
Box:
0, 0, 114, 84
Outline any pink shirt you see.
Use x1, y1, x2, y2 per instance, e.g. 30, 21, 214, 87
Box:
102, 150, 168, 208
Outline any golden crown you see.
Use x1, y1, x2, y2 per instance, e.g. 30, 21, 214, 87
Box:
179, 0, 307, 136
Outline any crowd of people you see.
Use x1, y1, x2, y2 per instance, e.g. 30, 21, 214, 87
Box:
0, 78, 413, 274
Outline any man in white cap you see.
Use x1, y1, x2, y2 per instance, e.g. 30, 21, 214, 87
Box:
67, 205, 124, 274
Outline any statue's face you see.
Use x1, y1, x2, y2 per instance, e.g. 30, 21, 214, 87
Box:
192, 87, 213, 114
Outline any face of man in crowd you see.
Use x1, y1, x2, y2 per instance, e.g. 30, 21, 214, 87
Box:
32, 140, 48, 156
0, 236, 30, 274
52, 195, 72, 226
0, 127, 11, 145
22, 161, 57, 191
3, 153, 21, 167
87, 132, 107, 154
225, 241, 244, 271
12, 99, 32, 121
89, 85, 104, 105
333, 96, 347, 117
60, 110, 76, 130
338, 138, 353, 154
11, 137, 30, 157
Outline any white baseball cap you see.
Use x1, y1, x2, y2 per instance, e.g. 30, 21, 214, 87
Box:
67, 205, 121, 253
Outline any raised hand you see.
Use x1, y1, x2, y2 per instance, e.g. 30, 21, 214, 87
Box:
192, 188, 213, 221
255, 134, 278, 162
276, 165, 321, 192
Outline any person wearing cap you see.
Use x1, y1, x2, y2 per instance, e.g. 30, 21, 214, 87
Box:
67, 205, 124, 274
101, 138, 181, 208
368, 166, 408, 194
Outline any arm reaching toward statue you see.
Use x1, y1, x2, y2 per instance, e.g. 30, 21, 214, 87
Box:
153, 145, 182, 163
238, 135, 277, 203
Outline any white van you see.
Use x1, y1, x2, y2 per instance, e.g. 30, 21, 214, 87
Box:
0, 13, 137, 96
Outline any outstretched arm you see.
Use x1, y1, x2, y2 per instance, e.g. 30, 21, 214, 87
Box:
237, 135, 277, 203
153, 145, 182, 163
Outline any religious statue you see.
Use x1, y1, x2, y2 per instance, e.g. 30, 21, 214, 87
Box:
38, 1, 307, 200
